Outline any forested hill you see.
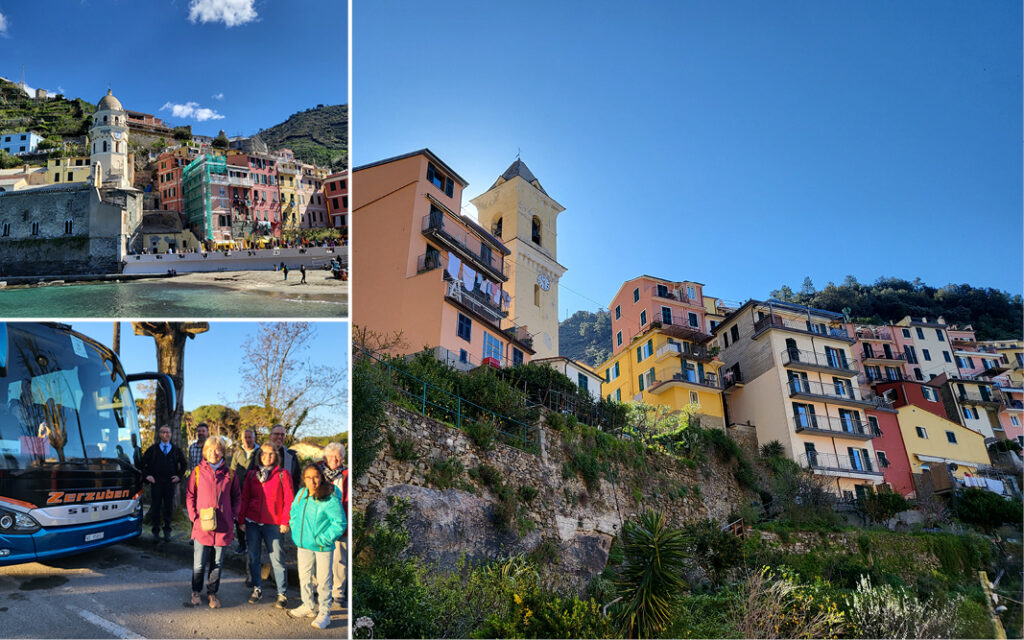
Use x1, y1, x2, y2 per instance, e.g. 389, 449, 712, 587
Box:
0, 77, 94, 137
770, 277, 1021, 340
558, 278, 1021, 364
559, 310, 612, 367
258, 104, 347, 171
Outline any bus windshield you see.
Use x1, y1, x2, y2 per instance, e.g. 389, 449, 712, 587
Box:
0, 324, 141, 470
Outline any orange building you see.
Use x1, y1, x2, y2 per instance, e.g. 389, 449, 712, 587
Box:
609, 275, 716, 356
353, 149, 535, 368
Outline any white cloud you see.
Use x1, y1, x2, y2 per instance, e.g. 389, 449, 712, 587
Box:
160, 101, 225, 122
188, 0, 257, 28
0, 12, 9, 36
212, 92, 224, 100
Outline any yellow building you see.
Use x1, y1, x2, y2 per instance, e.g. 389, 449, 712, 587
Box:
895, 404, 991, 478
597, 325, 726, 429
277, 156, 299, 230
46, 156, 93, 185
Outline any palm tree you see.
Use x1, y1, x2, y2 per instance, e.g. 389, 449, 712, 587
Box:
615, 509, 689, 638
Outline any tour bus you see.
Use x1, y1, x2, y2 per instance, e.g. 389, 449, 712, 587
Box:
0, 323, 174, 565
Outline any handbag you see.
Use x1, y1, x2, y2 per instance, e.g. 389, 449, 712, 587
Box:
196, 466, 224, 532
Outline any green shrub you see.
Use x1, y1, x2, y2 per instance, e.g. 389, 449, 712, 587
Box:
760, 440, 785, 458
858, 489, 911, 525
386, 431, 418, 461
470, 463, 502, 489
614, 510, 689, 638
953, 488, 1023, 532
684, 519, 744, 586
425, 456, 464, 490
518, 485, 539, 503
567, 445, 603, 492
352, 358, 389, 480
545, 411, 566, 431
463, 415, 497, 449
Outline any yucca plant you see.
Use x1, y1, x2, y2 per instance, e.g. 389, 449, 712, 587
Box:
614, 510, 688, 638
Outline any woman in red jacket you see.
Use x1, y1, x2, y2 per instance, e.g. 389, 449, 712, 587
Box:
237, 443, 294, 608
185, 436, 241, 609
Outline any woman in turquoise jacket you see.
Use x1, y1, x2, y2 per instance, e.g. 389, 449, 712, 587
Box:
287, 463, 346, 630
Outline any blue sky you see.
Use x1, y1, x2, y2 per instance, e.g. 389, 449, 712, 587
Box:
0, 0, 347, 137
69, 321, 348, 436
354, 1, 1023, 314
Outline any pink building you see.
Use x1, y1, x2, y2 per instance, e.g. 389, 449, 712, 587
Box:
324, 171, 348, 235
608, 276, 711, 356
298, 163, 328, 228
228, 152, 281, 238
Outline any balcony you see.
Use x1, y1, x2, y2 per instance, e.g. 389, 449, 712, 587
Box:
1003, 399, 1024, 411
443, 279, 506, 326
638, 311, 711, 344
647, 285, 700, 306
957, 389, 1004, 409
780, 348, 858, 376
650, 370, 721, 393
791, 414, 878, 440
722, 367, 744, 390
861, 370, 904, 384
278, 164, 297, 175
228, 175, 251, 187
422, 213, 505, 281
753, 315, 854, 343
417, 251, 441, 274
656, 341, 714, 362
855, 328, 893, 342
787, 378, 891, 409
860, 350, 906, 365
798, 452, 884, 479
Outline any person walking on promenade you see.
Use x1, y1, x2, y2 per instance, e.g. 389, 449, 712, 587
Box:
317, 443, 348, 606
238, 443, 294, 609
140, 425, 186, 543
186, 437, 241, 609
287, 464, 345, 629
283, 264, 289, 281
300, 264, 307, 284
230, 429, 259, 555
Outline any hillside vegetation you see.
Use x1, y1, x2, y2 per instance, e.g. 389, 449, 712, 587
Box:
0, 77, 94, 139
559, 309, 611, 366
258, 104, 348, 171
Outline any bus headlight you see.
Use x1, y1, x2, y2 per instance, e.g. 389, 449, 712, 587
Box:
131, 502, 142, 518
0, 509, 40, 533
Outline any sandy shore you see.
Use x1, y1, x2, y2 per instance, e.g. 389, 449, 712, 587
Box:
163, 269, 349, 298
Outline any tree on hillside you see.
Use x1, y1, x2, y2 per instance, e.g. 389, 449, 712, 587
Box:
238, 322, 346, 440
238, 404, 280, 441
801, 276, 815, 295
212, 130, 228, 148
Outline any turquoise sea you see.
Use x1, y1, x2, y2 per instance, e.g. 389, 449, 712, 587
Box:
0, 280, 348, 318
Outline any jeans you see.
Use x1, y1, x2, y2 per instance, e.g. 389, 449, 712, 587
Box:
148, 482, 174, 534
192, 543, 225, 594
246, 522, 287, 596
333, 539, 347, 601
297, 547, 332, 617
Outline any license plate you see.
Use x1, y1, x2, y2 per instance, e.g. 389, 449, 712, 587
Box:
85, 532, 104, 542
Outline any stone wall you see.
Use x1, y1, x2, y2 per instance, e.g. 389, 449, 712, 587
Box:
0, 184, 140, 275
357, 403, 756, 590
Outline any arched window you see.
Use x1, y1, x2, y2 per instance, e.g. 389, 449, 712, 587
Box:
531, 216, 541, 245
64, 219, 73, 234
31, 222, 40, 236
102, 141, 108, 153
534, 284, 541, 306
103, 115, 108, 124
493, 216, 503, 237
2, 222, 9, 236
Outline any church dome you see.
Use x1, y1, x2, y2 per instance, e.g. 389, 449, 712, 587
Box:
97, 89, 123, 111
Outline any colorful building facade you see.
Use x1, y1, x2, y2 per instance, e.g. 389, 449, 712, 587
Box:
324, 171, 348, 234
353, 149, 534, 369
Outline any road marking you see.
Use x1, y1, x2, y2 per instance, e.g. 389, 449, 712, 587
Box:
67, 606, 145, 639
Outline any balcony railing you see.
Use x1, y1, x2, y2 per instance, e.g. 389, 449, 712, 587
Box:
754, 315, 852, 340
791, 414, 879, 438
787, 378, 891, 408
781, 348, 858, 374
855, 328, 893, 341
722, 368, 744, 388
957, 390, 1004, 406
444, 279, 506, 325
652, 370, 720, 390
798, 452, 883, 476
422, 213, 505, 278
647, 285, 699, 306
862, 370, 904, 384
417, 251, 441, 273
860, 350, 905, 363
1003, 399, 1024, 410
634, 312, 711, 345
656, 341, 713, 362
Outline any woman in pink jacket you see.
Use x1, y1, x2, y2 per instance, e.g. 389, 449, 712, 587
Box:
185, 436, 241, 608
237, 443, 294, 608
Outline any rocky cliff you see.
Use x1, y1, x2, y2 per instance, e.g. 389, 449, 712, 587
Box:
356, 404, 756, 590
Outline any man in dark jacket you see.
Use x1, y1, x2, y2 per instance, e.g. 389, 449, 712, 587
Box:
140, 425, 187, 542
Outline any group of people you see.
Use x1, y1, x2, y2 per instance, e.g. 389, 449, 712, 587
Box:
138, 422, 348, 630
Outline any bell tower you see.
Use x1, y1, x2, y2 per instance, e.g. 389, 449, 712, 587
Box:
472, 159, 566, 359
89, 89, 131, 189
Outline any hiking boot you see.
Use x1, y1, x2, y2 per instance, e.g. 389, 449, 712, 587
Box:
163, 531, 172, 543
190, 592, 201, 606
208, 594, 221, 609
311, 614, 330, 630
248, 588, 262, 604
287, 604, 315, 618
275, 594, 288, 609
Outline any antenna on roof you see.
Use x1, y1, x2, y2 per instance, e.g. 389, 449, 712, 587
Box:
516, 147, 520, 161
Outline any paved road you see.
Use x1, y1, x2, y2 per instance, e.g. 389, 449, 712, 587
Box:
0, 544, 348, 639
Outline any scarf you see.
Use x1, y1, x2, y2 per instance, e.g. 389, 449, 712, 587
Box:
257, 465, 274, 483
208, 459, 224, 470
322, 463, 344, 484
